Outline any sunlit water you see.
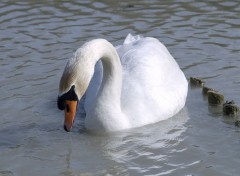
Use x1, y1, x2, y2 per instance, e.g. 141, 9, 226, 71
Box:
1, 1, 240, 175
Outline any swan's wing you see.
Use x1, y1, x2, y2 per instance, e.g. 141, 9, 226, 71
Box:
117, 36, 188, 127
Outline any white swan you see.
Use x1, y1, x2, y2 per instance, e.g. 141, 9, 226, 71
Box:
57, 34, 188, 132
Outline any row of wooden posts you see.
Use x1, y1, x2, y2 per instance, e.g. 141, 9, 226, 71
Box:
190, 77, 240, 127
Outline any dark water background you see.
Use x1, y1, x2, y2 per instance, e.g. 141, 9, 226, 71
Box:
0, 1, 240, 175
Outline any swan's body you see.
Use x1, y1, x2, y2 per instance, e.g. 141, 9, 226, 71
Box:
58, 34, 188, 132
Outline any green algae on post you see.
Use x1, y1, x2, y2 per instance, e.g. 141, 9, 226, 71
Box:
202, 86, 215, 96
190, 77, 205, 87
223, 101, 239, 116
207, 90, 224, 105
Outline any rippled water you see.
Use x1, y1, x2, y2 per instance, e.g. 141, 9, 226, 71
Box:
1, 1, 240, 175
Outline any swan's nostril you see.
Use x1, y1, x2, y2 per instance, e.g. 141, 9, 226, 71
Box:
64, 125, 71, 132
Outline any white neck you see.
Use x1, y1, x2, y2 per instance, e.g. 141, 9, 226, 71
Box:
59, 39, 129, 131
60, 39, 122, 106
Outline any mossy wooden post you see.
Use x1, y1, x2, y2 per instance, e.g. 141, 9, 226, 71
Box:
223, 101, 239, 116
207, 91, 224, 105
235, 120, 240, 127
190, 77, 205, 87
202, 86, 215, 96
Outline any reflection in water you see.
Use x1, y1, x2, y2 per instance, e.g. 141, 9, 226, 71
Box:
1, 0, 240, 175
102, 108, 189, 175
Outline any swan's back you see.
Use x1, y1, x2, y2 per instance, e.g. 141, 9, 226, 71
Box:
117, 34, 188, 127
83, 34, 188, 130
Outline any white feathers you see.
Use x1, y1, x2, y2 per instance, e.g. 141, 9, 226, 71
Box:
65, 34, 188, 132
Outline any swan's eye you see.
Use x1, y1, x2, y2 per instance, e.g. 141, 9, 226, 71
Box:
57, 85, 78, 111
57, 96, 65, 110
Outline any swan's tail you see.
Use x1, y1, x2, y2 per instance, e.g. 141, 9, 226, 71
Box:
123, 34, 143, 44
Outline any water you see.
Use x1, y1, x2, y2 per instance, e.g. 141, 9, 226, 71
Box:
1, 0, 240, 175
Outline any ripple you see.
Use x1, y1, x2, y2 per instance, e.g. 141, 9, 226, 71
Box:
0, 170, 14, 176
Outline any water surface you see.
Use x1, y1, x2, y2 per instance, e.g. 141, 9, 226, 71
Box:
1, 1, 240, 175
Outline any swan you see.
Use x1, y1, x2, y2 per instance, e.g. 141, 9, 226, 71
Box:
57, 34, 188, 132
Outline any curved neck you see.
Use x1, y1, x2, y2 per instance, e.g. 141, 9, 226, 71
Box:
99, 53, 122, 104
92, 40, 122, 104
60, 39, 122, 105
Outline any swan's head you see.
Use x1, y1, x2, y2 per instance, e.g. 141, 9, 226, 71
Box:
57, 85, 78, 132
58, 49, 95, 132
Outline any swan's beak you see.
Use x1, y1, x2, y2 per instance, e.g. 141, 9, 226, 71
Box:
64, 100, 77, 132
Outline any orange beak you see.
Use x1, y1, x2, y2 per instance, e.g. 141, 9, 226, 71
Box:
64, 100, 77, 132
